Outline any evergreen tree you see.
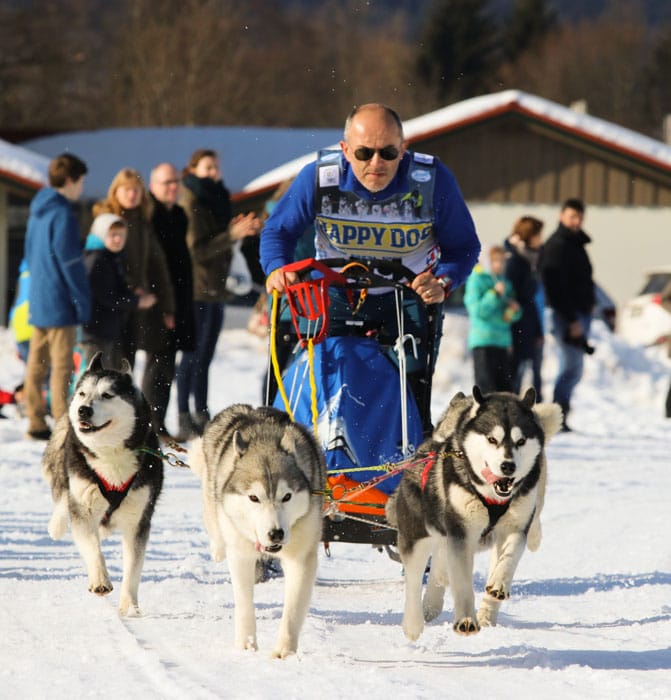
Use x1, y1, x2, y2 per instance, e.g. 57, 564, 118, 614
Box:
416, 0, 499, 103
504, 0, 558, 61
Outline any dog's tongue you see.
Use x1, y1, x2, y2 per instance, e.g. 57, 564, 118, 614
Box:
255, 540, 264, 553
481, 465, 500, 484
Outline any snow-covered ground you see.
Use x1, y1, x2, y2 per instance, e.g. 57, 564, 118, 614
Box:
1, 314, 670, 699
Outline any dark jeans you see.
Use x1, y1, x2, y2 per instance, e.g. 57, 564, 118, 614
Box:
142, 328, 177, 432
176, 301, 224, 414
472, 345, 513, 394
511, 342, 544, 401
550, 310, 591, 411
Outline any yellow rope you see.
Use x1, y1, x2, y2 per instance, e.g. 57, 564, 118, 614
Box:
270, 290, 294, 422
307, 337, 319, 441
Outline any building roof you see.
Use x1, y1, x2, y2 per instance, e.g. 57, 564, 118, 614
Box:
241, 89, 671, 195
22, 126, 342, 201
0, 138, 49, 193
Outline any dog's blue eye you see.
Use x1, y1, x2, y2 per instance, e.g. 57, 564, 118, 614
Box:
249, 495, 259, 503
282, 493, 292, 502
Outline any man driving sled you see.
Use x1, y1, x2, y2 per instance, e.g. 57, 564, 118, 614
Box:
261, 103, 480, 434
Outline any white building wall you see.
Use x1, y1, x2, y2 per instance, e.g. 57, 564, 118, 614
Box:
469, 204, 671, 315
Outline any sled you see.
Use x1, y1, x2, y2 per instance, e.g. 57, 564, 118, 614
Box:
266, 257, 442, 549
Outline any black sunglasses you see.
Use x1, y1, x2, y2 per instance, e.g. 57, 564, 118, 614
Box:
353, 145, 400, 161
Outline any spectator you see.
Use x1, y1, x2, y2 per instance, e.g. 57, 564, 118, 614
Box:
23, 153, 91, 440
0, 386, 20, 419
80, 213, 156, 368
8, 259, 32, 362
464, 245, 521, 394
504, 216, 545, 401
176, 149, 260, 438
260, 103, 480, 433
92, 168, 175, 370
147, 162, 195, 441
658, 280, 671, 418
540, 198, 595, 431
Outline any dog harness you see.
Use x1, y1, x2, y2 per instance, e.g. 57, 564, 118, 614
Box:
92, 471, 137, 526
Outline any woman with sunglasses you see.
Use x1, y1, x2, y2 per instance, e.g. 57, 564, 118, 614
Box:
261, 103, 480, 435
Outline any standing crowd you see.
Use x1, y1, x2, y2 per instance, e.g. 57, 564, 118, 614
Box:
464, 198, 597, 431
11, 106, 603, 444
18, 151, 260, 442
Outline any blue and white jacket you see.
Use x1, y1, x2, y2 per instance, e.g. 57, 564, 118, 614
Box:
24, 187, 91, 327
260, 150, 480, 288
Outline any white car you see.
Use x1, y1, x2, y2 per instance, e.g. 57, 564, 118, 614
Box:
619, 269, 671, 346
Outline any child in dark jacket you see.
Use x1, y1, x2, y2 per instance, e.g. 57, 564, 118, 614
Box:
81, 213, 156, 368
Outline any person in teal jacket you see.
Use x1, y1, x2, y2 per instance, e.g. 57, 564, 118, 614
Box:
464, 245, 521, 394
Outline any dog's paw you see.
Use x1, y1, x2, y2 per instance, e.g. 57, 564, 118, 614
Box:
47, 512, 68, 540
89, 581, 113, 596
119, 603, 142, 617
118, 595, 141, 617
527, 520, 542, 551
453, 616, 480, 635
477, 599, 500, 627
485, 583, 509, 601
235, 635, 258, 652
422, 589, 445, 623
47, 497, 69, 540
271, 638, 297, 659
210, 541, 226, 562
402, 614, 424, 641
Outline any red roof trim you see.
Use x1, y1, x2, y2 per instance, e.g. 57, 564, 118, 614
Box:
236, 94, 671, 200
0, 167, 44, 191
407, 97, 671, 174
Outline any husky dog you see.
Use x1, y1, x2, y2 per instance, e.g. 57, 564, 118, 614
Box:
190, 404, 326, 658
42, 353, 163, 616
387, 387, 562, 640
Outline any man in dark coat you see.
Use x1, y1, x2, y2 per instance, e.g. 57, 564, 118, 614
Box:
540, 198, 595, 430
145, 162, 195, 440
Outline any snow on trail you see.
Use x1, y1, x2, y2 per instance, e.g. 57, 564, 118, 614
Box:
1, 318, 670, 699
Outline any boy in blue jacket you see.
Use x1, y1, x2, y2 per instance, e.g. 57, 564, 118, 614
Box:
23, 153, 91, 440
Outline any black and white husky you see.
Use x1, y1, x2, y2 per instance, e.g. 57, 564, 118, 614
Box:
190, 404, 326, 658
387, 387, 562, 640
42, 353, 163, 616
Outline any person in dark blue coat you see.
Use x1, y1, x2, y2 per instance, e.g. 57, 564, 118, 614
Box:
504, 216, 545, 401
81, 213, 156, 368
23, 153, 91, 440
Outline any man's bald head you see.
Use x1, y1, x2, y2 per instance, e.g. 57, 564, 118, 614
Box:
149, 162, 180, 207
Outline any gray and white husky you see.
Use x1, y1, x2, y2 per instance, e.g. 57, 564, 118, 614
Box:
42, 353, 163, 616
387, 387, 562, 640
190, 404, 326, 658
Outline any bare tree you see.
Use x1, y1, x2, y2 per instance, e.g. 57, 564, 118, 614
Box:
499, 5, 652, 133
0, 0, 104, 131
